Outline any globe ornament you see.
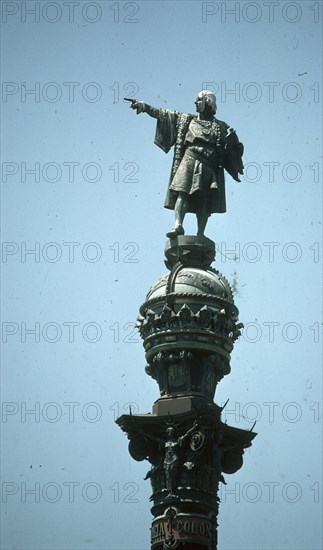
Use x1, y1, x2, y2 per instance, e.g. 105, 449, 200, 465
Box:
136, 236, 243, 401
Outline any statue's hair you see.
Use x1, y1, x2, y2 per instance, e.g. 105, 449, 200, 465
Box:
164, 418, 177, 434
197, 90, 217, 114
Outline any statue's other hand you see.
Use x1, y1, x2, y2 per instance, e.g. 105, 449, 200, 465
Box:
130, 100, 145, 114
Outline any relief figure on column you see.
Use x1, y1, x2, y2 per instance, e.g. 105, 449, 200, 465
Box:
140, 421, 199, 498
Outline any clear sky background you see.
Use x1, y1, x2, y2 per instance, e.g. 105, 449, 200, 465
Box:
1, 1, 322, 549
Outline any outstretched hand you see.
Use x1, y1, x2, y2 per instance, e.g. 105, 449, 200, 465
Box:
130, 100, 145, 114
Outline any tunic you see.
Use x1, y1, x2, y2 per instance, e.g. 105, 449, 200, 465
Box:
153, 109, 244, 215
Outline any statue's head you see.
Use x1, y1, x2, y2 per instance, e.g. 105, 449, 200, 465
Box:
195, 90, 217, 115
166, 427, 175, 438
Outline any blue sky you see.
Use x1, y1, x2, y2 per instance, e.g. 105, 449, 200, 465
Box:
1, 1, 322, 549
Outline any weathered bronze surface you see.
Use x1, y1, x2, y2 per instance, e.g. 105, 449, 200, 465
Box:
127, 91, 244, 238
117, 92, 255, 550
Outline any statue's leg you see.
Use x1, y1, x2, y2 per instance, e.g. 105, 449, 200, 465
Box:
197, 208, 209, 236
175, 192, 188, 226
166, 192, 187, 238
196, 189, 210, 236
168, 463, 178, 496
166, 465, 173, 495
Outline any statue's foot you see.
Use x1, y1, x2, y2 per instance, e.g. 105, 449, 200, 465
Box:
166, 225, 184, 238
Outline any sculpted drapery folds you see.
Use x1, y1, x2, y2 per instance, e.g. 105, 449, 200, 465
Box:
128, 90, 244, 238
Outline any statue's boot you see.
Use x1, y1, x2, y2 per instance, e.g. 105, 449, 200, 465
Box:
166, 225, 184, 238
166, 194, 187, 238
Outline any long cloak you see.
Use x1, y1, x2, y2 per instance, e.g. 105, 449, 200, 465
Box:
153, 108, 244, 214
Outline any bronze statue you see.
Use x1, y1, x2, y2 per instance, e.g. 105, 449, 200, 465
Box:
163, 424, 198, 496
126, 91, 244, 238
140, 421, 199, 497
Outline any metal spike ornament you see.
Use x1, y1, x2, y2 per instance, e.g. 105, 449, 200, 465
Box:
117, 92, 256, 550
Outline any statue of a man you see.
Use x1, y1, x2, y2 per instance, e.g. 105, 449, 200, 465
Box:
140, 421, 199, 497
162, 423, 198, 496
129, 90, 244, 238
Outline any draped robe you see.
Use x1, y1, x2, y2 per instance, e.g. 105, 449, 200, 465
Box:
153, 108, 244, 214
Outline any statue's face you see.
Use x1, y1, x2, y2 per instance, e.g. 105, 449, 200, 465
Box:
167, 427, 175, 438
194, 92, 205, 113
195, 91, 217, 115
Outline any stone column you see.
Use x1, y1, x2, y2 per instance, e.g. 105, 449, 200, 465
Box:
117, 236, 256, 550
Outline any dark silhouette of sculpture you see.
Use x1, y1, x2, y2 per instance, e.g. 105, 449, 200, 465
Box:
141, 421, 199, 497
163, 424, 197, 496
127, 90, 244, 237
